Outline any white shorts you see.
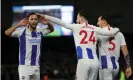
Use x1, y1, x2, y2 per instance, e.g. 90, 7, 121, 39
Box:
18, 65, 40, 80
99, 68, 119, 80
76, 59, 99, 80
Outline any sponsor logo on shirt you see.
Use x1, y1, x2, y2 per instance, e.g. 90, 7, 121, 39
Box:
28, 39, 41, 43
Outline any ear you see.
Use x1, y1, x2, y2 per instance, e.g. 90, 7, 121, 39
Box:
81, 17, 84, 22
103, 20, 106, 24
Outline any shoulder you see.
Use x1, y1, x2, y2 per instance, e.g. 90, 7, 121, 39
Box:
116, 32, 123, 36
87, 24, 100, 31
69, 23, 83, 30
15, 26, 27, 33
88, 24, 96, 28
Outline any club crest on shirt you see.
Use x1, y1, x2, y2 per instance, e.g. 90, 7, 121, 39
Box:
37, 32, 41, 37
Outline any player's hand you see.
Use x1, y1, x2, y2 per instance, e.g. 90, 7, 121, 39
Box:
125, 67, 132, 78
17, 18, 29, 27
36, 13, 45, 18
36, 13, 48, 25
39, 17, 49, 25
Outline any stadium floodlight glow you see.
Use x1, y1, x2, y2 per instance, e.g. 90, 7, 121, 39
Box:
61, 6, 74, 11
22, 5, 61, 10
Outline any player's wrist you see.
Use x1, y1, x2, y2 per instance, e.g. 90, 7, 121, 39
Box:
15, 24, 21, 27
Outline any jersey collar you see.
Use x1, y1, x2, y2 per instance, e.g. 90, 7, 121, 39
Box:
83, 22, 89, 26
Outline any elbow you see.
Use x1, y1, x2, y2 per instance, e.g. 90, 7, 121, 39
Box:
5, 30, 8, 36
47, 22, 54, 32
50, 27, 54, 32
48, 25, 54, 33
5, 30, 11, 37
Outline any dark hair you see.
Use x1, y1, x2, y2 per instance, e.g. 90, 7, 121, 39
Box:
100, 14, 111, 24
78, 9, 90, 20
27, 12, 39, 19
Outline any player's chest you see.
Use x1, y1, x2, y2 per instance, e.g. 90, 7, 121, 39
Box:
25, 32, 42, 44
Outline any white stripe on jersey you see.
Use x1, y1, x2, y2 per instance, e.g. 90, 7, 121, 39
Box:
36, 45, 41, 65
18, 28, 43, 66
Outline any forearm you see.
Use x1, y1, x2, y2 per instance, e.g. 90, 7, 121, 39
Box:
46, 21, 54, 32
45, 15, 66, 27
98, 28, 119, 36
37, 13, 73, 30
5, 24, 19, 36
124, 54, 131, 68
122, 45, 131, 68
40, 17, 54, 32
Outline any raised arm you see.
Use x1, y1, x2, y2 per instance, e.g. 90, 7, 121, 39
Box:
40, 17, 54, 33
5, 18, 28, 37
94, 26, 119, 36
36, 13, 74, 30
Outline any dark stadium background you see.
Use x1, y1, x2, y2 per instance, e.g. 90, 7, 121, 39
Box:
1, 0, 133, 80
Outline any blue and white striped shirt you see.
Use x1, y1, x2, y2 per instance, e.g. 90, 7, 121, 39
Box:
12, 24, 50, 66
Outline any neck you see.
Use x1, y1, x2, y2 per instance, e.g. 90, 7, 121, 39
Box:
103, 23, 110, 27
28, 26, 36, 32
81, 19, 88, 24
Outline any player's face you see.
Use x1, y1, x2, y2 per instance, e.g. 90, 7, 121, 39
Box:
76, 14, 82, 24
28, 14, 39, 28
97, 16, 104, 28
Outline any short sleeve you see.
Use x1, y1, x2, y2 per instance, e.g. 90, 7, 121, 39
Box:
12, 27, 26, 37
39, 28, 50, 36
120, 32, 126, 45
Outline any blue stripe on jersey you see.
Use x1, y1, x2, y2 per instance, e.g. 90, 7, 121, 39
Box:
19, 29, 26, 65
31, 32, 37, 66
101, 56, 108, 69
31, 45, 37, 65
40, 32, 43, 37
38, 32, 43, 65
76, 46, 83, 59
111, 56, 117, 69
86, 48, 94, 59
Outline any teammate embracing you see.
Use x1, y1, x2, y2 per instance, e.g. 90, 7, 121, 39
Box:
36, 10, 120, 80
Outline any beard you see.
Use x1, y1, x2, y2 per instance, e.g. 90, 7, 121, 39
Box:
29, 23, 38, 29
